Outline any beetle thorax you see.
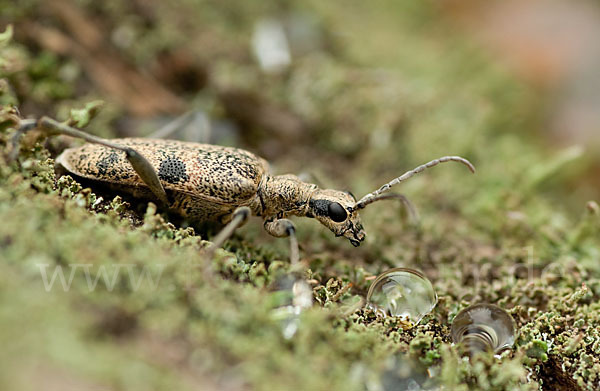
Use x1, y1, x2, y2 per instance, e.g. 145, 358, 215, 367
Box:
257, 174, 318, 218
258, 175, 366, 247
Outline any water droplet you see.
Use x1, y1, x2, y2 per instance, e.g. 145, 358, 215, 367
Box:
270, 276, 313, 339
451, 303, 516, 355
366, 268, 437, 324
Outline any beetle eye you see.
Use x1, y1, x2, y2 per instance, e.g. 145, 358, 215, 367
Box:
328, 202, 347, 222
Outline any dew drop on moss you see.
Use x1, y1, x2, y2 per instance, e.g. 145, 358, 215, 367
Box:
451, 303, 516, 355
366, 268, 437, 324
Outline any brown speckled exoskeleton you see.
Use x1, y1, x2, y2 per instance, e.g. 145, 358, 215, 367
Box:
12, 116, 475, 263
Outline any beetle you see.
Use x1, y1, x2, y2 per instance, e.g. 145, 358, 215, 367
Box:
12, 115, 475, 263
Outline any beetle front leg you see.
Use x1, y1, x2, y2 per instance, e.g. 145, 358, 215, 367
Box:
264, 218, 300, 265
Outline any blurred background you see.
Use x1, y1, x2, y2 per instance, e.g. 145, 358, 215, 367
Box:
1, 0, 599, 210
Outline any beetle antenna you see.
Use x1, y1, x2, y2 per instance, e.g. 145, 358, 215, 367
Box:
354, 193, 419, 221
354, 156, 475, 209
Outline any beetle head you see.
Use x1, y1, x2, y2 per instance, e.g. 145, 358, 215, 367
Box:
304, 156, 475, 247
307, 189, 366, 247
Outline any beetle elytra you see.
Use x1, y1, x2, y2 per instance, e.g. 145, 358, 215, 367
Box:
12, 115, 475, 263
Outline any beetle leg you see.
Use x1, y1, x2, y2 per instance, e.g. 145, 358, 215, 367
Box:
15, 116, 171, 207
206, 206, 251, 252
264, 218, 300, 265
147, 110, 196, 139
122, 148, 170, 207
8, 118, 37, 161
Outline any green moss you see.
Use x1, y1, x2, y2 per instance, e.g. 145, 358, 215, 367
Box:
526, 340, 549, 362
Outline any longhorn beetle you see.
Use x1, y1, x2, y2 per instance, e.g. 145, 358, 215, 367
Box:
11, 115, 475, 264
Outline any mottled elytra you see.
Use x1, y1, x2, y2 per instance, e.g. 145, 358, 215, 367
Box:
12, 115, 475, 263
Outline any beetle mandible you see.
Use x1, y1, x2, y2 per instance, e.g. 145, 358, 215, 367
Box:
12, 115, 475, 263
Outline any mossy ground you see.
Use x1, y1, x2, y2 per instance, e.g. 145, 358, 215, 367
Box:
1, 1, 600, 390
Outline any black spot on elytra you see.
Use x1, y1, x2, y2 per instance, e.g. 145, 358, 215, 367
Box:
96, 151, 121, 176
158, 156, 189, 184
